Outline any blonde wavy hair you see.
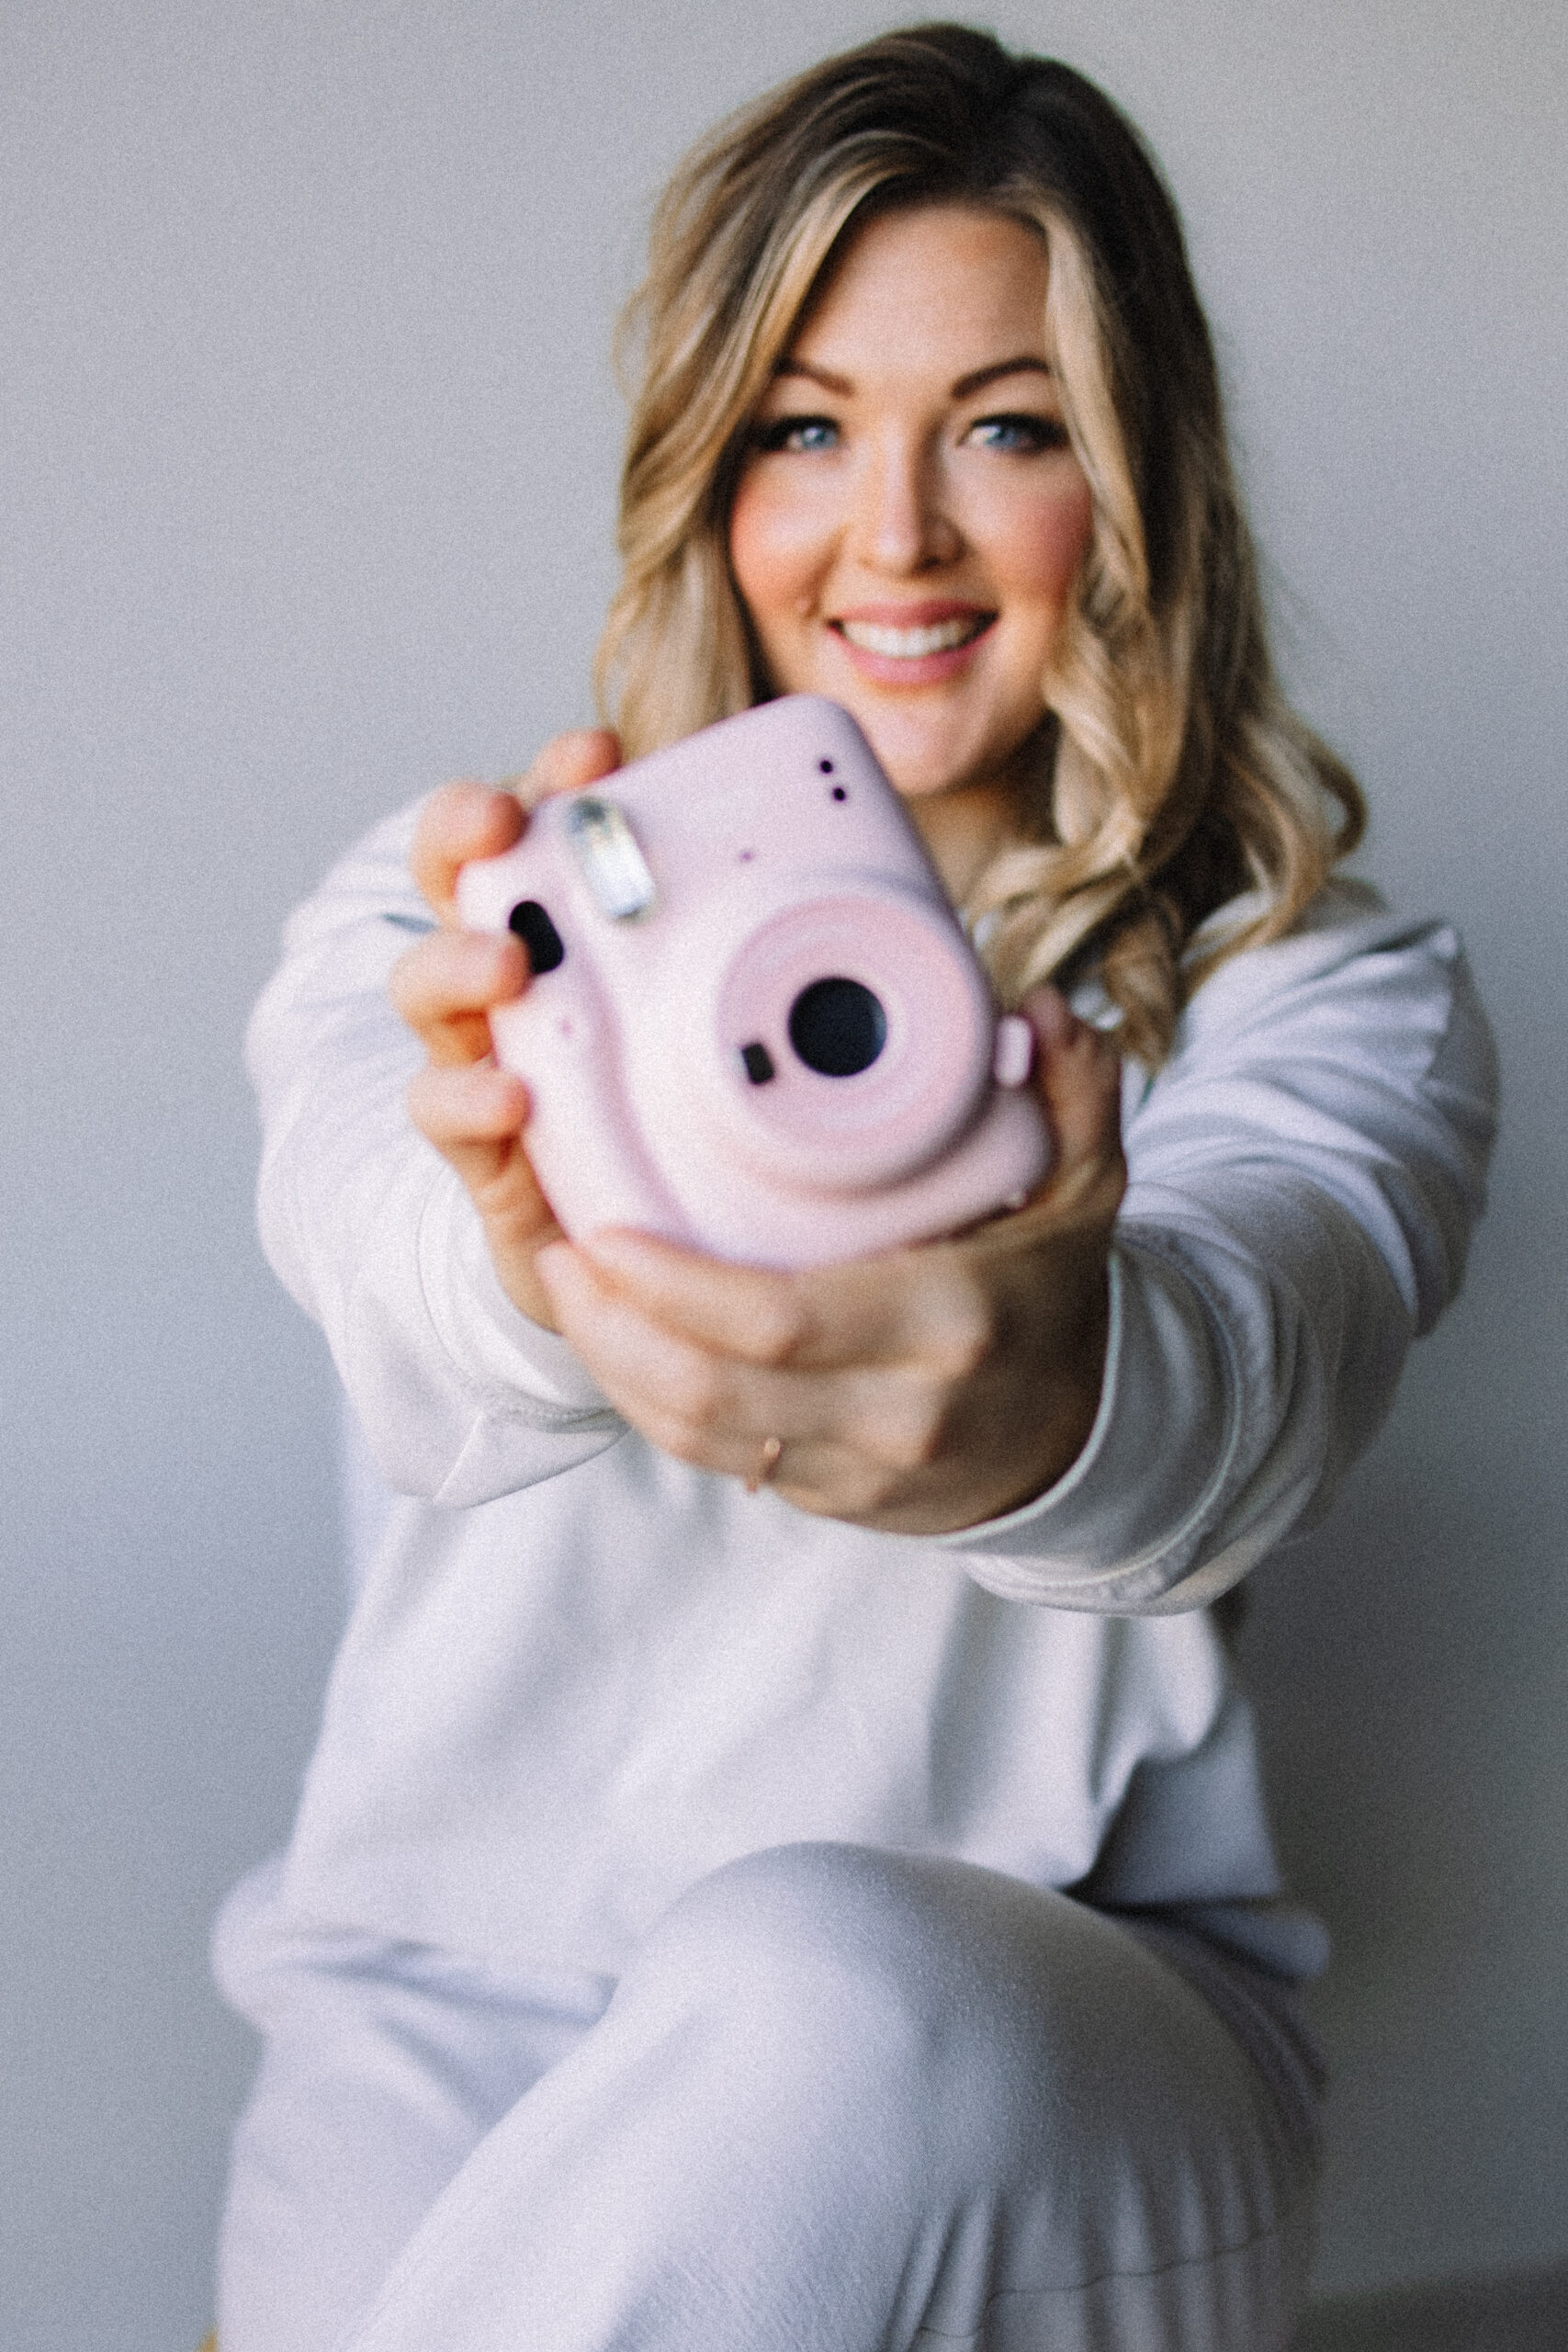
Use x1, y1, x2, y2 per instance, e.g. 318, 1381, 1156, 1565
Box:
594, 23, 1364, 1066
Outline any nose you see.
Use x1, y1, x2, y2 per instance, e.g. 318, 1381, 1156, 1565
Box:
852, 435, 961, 573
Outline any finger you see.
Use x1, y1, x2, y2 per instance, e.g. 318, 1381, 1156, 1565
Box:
407, 1060, 530, 1168
576, 1226, 981, 1376
411, 732, 622, 921
503, 727, 622, 811
389, 929, 528, 1067
538, 1242, 987, 1512
537, 1256, 875, 1498
570, 1231, 815, 1361
408, 1062, 561, 1250
1019, 985, 1124, 1206
412, 782, 527, 923
535, 1242, 794, 1465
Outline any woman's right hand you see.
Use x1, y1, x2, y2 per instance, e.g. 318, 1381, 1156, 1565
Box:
389, 729, 622, 1330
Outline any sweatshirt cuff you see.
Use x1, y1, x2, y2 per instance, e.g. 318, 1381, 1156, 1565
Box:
939, 1238, 1238, 1607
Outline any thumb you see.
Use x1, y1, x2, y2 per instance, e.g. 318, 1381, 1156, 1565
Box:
1018, 985, 1125, 1193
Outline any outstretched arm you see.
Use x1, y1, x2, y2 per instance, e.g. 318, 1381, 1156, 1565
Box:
247, 734, 630, 1507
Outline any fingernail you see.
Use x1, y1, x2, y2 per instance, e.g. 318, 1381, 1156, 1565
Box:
993, 1014, 1035, 1088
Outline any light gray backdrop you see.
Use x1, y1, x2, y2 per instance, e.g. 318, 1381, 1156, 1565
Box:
2, 4, 1563, 2346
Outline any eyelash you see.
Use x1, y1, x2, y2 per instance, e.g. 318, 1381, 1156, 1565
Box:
965, 413, 1071, 453
752, 414, 839, 454
751, 411, 1070, 456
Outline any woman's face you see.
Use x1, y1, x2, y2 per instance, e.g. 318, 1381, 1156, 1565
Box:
728, 203, 1094, 840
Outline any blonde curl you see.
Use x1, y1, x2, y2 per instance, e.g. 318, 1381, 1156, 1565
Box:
593, 26, 1364, 1066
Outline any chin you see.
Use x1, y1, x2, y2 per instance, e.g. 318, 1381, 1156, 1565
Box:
844, 713, 996, 804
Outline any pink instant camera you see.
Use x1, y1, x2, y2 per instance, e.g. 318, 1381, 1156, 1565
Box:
455, 695, 1049, 1269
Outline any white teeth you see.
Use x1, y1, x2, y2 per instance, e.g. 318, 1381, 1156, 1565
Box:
838, 616, 987, 658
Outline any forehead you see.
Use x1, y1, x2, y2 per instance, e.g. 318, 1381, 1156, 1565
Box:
786, 203, 1051, 376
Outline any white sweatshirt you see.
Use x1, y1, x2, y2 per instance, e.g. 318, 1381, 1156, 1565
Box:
245, 803, 1496, 1982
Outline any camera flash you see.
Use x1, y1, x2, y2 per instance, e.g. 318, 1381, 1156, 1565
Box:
565, 797, 658, 920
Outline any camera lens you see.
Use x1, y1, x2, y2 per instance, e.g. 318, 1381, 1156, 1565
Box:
787, 977, 886, 1078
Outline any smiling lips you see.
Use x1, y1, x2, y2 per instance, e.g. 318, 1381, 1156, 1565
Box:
830, 605, 997, 682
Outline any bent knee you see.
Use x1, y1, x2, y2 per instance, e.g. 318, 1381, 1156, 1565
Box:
618, 1848, 1106, 2132
623, 1849, 1271, 2149
615, 1849, 983, 2099
626, 1844, 931, 2028
605, 1849, 1302, 2275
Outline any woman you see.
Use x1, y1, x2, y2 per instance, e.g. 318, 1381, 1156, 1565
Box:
218, 25, 1496, 2351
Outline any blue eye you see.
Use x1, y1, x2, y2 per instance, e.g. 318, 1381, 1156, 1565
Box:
966, 413, 1070, 454
754, 414, 840, 454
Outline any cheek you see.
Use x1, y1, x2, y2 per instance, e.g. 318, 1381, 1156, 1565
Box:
728, 471, 829, 626
992, 475, 1095, 613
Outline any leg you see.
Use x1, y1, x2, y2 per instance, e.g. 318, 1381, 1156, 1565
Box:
343, 1845, 1319, 2352
213, 1874, 610, 2352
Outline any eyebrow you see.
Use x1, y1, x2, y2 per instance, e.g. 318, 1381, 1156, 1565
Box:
772, 355, 1055, 399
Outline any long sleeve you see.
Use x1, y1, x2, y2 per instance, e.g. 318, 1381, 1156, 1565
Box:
947, 881, 1497, 1612
252, 815, 1495, 1582
243, 842, 1484, 1973
247, 801, 626, 1504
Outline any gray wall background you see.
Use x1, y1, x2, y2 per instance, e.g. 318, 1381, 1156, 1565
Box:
2, 4, 1563, 2344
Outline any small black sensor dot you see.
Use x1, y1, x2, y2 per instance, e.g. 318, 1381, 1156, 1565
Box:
818, 757, 834, 773
830, 784, 847, 801
509, 899, 565, 975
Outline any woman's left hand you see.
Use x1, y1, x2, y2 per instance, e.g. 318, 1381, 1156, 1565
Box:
534, 990, 1125, 1536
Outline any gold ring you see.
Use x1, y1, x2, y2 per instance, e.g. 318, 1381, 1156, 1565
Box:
746, 1435, 784, 1494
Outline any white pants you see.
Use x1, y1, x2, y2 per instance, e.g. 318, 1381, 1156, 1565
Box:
214, 1845, 1321, 2352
